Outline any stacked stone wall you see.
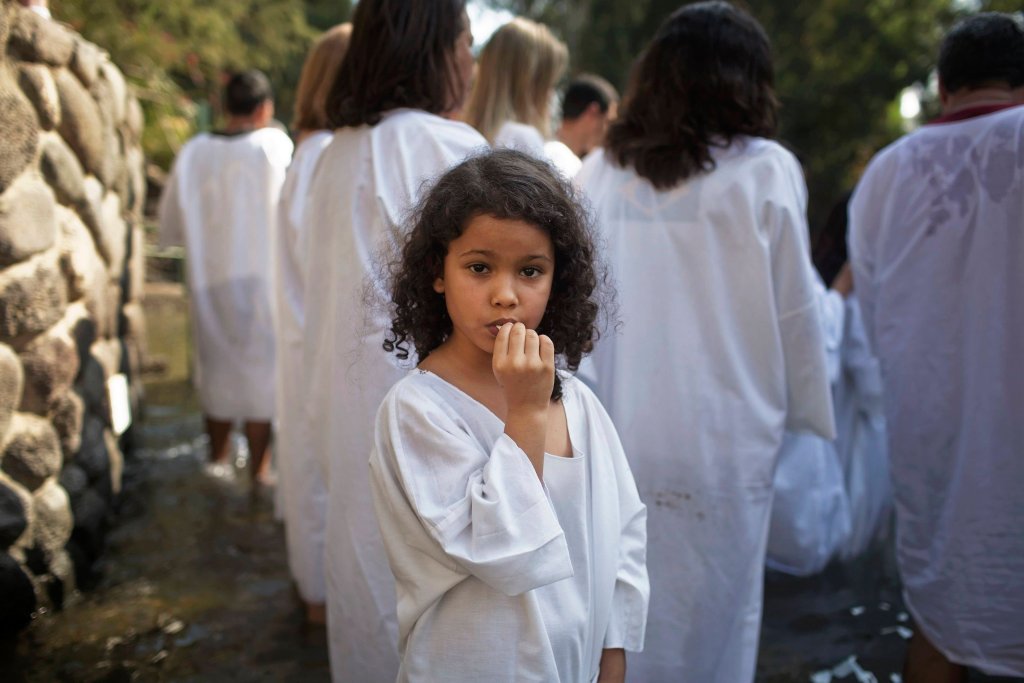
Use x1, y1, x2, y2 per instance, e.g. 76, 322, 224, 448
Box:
0, 2, 146, 634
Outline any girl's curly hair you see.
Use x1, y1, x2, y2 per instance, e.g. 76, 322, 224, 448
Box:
384, 149, 607, 401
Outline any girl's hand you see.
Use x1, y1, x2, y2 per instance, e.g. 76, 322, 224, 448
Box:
492, 322, 555, 414
492, 322, 554, 479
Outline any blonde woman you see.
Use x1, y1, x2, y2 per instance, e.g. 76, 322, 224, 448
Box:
273, 22, 351, 626
464, 17, 567, 159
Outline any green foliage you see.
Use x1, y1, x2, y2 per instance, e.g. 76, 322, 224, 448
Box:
486, 0, 963, 227
52, 0, 352, 169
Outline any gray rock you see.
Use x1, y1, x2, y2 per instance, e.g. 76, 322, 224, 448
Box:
31, 478, 71, 557
0, 552, 36, 636
57, 461, 87, 503
55, 206, 104, 302
0, 474, 32, 549
125, 226, 145, 302
72, 413, 109, 488
48, 389, 83, 458
97, 282, 121, 339
64, 301, 95, 370
16, 63, 60, 130
6, 6, 75, 66
0, 412, 62, 491
98, 192, 127, 277
73, 351, 108, 425
89, 73, 123, 188
125, 145, 146, 217
70, 39, 102, 88
46, 547, 75, 605
40, 133, 85, 207
0, 251, 67, 343
104, 428, 122, 496
18, 312, 80, 415
125, 97, 143, 141
55, 69, 105, 183
98, 61, 126, 126
0, 60, 40, 195
91, 338, 122, 380
0, 172, 57, 267
67, 485, 106, 566
0, 343, 24, 441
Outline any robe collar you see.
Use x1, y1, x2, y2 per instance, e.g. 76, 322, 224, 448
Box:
929, 102, 1022, 125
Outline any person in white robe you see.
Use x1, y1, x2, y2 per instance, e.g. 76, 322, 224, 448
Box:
159, 69, 292, 483
464, 18, 567, 166
577, 4, 834, 680
369, 150, 647, 682
272, 24, 351, 626
544, 75, 620, 179
848, 13, 1024, 680
300, 3, 485, 680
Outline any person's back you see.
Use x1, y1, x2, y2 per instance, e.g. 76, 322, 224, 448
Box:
298, 2, 485, 680
577, 4, 833, 680
159, 70, 292, 482
848, 12, 1024, 679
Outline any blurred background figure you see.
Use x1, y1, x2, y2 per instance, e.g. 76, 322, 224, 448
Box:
545, 74, 619, 177
577, 2, 835, 680
463, 17, 567, 160
273, 23, 352, 627
299, 0, 485, 680
158, 69, 293, 486
849, 12, 1024, 682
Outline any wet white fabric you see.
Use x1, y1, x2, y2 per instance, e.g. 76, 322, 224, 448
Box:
302, 110, 486, 683
158, 128, 293, 420
369, 371, 648, 683
767, 282, 852, 576
833, 295, 891, 560
544, 140, 583, 178
493, 120, 547, 159
273, 130, 332, 604
849, 106, 1024, 676
577, 139, 835, 683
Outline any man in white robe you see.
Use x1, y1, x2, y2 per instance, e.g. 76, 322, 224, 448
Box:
159, 70, 292, 483
544, 75, 619, 178
849, 13, 1024, 680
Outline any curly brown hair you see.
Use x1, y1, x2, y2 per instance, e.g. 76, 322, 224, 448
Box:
384, 149, 607, 400
606, 1, 779, 189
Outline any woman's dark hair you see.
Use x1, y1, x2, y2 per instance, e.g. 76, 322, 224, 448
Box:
326, 0, 467, 128
606, 1, 779, 189
384, 149, 606, 401
812, 192, 851, 286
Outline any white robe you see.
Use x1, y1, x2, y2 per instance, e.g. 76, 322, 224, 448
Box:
494, 120, 547, 159
369, 371, 648, 683
544, 139, 583, 178
158, 128, 293, 420
833, 295, 891, 561
576, 140, 835, 682
302, 110, 486, 683
849, 105, 1024, 676
767, 282, 852, 576
273, 130, 332, 604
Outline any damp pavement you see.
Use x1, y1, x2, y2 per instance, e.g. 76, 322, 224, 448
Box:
0, 284, 963, 683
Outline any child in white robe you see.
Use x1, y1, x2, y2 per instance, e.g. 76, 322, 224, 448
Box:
369, 149, 649, 683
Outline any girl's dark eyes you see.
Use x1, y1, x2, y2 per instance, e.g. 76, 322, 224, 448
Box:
468, 263, 488, 274
521, 267, 542, 277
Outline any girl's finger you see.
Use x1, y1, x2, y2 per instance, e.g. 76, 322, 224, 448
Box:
524, 329, 540, 360
493, 321, 513, 359
539, 334, 555, 367
508, 322, 527, 356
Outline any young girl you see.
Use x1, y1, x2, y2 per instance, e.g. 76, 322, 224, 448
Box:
576, 2, 834, 681
463, 18, 567, 160
369, 149, 648, 683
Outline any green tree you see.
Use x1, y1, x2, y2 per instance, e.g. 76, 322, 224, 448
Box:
487, 0, 959, 227
52, 0, 351, 168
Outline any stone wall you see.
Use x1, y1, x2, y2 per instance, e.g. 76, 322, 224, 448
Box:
0, 2, 146, 634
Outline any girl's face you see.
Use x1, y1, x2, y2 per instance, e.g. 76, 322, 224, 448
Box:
433, 214, 555, 363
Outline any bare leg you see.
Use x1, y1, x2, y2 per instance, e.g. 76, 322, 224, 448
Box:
244, 420, 273, 484
904, 627, 966, 683
305, 602, 327, 626
206, 417, 233, 464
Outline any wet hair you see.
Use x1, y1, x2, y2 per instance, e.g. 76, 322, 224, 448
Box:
606, 1, 778, 190
225, 70, 273, 116
292, 24, 352, 133
811, 192, 851, 286
561, 74, 619, 120
326, 0, 468, 128
464, 18, 568, 142
384, 149, 605, 401
938, 12, 1024, 93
